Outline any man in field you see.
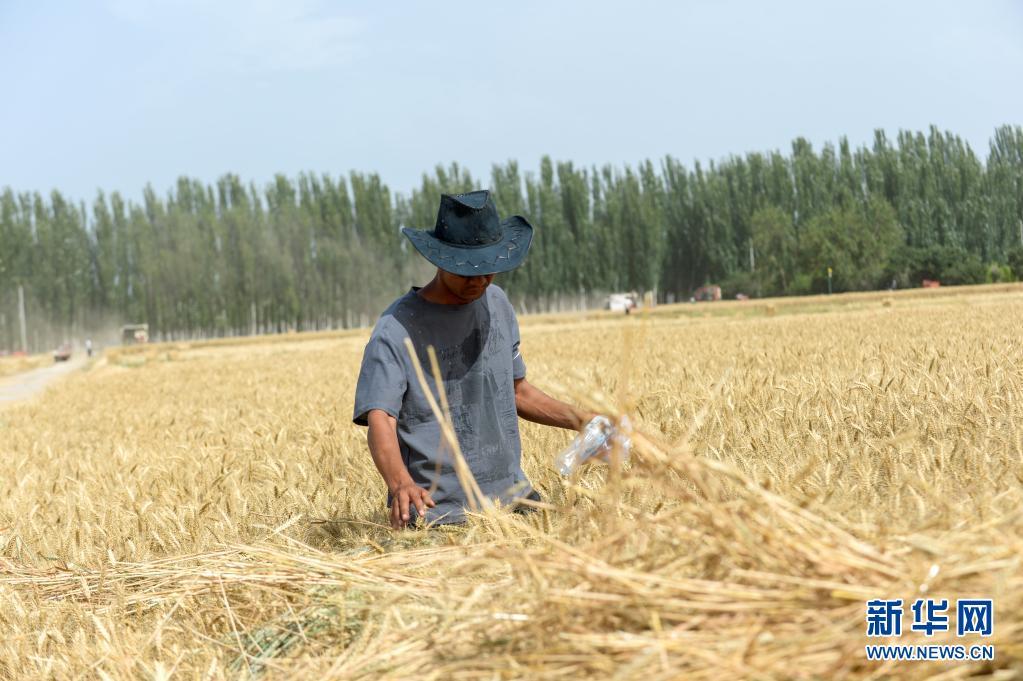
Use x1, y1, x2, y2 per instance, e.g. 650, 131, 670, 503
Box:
353, 190, 591, 528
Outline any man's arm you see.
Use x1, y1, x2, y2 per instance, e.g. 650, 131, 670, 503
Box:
514, 377, 594, 431
366, 409, 435, 528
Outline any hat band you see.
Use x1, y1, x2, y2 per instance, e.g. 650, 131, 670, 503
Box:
431, 230, 506, 249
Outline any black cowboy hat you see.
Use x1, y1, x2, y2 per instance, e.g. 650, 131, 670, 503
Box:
401, 190, 533, 276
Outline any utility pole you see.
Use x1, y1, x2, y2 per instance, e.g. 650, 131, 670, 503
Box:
17, 284, 28, 353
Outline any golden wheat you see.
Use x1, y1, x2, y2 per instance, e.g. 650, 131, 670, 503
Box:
0, 354, 50, 380
0, 285, 1021, 679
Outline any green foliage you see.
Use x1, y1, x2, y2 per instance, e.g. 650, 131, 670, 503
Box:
719, 270, 757, 299
2, 125, 1023, 349
797, 198, 902, 293
1007, 246, 1023, 280
750, 205, 796, 296
887, 244, 988, 287
986, 263, 1014, 284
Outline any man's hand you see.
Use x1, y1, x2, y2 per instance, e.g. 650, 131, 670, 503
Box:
366, 409, 438, 529
390, 481, 436, 529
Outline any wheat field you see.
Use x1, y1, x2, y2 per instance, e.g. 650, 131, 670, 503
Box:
0, 354, 50, 380
1, 285, 1021, 680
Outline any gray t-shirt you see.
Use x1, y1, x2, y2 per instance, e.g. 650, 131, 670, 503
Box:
353, 284, 531, 524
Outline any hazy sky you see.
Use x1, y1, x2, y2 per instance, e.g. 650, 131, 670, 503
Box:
2, 0, 1021, 204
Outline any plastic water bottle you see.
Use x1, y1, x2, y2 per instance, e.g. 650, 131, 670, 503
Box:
554, 415, 631, 476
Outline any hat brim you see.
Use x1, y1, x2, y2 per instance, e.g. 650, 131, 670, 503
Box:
401, 216, 533, 276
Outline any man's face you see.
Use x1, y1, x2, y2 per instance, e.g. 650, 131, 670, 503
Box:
439, 270, 495, 303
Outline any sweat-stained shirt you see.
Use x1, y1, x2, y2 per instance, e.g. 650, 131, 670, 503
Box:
352, 284, 532, 524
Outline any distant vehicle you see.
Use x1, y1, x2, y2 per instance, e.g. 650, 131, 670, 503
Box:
121, 324, 149, 345
606, 293, 638, 313
693, 285, 722, 302
53, 343, 72, 362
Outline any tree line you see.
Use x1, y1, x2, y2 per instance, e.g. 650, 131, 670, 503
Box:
2, 124, 1022, 351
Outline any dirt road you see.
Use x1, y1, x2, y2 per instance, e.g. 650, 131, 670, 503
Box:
0, 356, 88, 407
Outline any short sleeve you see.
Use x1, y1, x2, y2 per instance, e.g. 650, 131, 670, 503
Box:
353, 332, 407, 426
510, 307, 527, 380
